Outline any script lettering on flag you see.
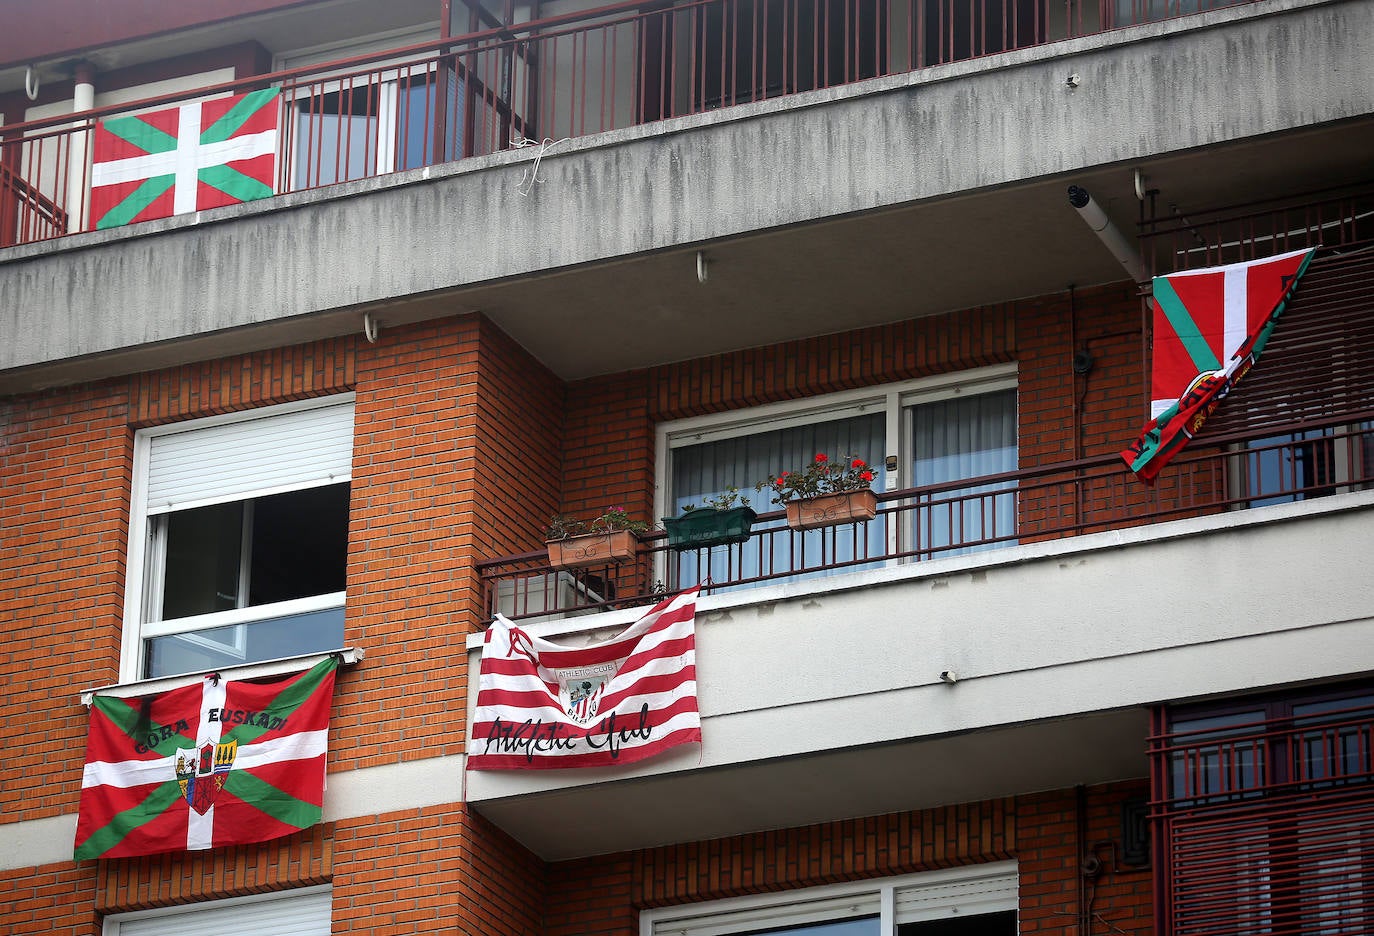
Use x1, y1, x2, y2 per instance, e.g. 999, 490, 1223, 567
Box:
1122, 246, 1317, 483
90, 88, 279, 230
75, 657, 338, 860
468, 588, 702, 770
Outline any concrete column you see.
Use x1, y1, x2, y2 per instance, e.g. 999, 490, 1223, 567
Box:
66, 61, 94, 233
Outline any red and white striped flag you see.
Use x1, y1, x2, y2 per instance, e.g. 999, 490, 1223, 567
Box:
468, 588, 701, 770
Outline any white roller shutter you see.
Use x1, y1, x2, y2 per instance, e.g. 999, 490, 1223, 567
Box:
642, 862, 1017, 936
109, 887, 331, 936
145, 398, 354, 514
651, 890, 881, 936
893, 864, 1017, 923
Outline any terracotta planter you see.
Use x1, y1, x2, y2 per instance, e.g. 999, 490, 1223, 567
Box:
784, 489, 878, 531
546, 529, 639, 569
663, 506, 757, 551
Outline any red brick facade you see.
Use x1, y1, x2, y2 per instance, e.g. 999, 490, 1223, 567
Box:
1, 286, 1152, 935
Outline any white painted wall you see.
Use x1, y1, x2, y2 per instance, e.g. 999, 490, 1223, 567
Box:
467, 492, 1374, 801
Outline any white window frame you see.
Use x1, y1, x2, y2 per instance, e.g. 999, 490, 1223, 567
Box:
120, 394, 355, 683
639, 862, 1018, 935
103, 884, 331, 936
275, 24, 444, 187
653, 364, 1018, 525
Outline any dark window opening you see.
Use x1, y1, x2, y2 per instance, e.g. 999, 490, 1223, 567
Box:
162, 483, 350, 620
918, 0, 1039, 67
898, 911, 1017, 935
694, 0, 888, 110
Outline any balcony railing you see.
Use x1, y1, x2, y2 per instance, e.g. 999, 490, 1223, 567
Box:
1150, 697, 1374, 936
2, 0, 1258, 246
1139, 185, 1374, 276
478, 414, 1374, 622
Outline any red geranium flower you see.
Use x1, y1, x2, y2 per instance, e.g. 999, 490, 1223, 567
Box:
814, 453, 828, 463
860, 470, 874, 482
851, 458, 866, 468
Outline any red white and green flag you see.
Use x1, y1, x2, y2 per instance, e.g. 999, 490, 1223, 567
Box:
1121, 246, 1317, 483
89, 88, 279, 230
468, 588, 701, 770
74, 657, 337, 860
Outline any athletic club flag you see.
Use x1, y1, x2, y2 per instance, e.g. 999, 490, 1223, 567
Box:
90, 88, 279, 230
468, 588, 701, 770
75, 657, 338, 860
1122, 247, 1317, 483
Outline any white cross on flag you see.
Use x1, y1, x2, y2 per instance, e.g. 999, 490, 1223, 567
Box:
89, 88, 279, 229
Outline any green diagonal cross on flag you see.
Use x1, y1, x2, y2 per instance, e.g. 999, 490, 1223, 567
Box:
1121, 247, 1317, 483
90, 88, 279, 230
75, 656, 338, 860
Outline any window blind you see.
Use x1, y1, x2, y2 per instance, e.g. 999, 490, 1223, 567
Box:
111, 888, 331, 936
145, 399, 354, 514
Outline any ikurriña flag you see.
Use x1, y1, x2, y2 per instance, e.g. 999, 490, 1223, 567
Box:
1122, 247, 1317, 483
468, 588, 701, 770
90, 88, 279, 230
75, 656, 338, 860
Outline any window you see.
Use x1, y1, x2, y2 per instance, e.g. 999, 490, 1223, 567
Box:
656, 366, 1017, 589
103, 886, 331, 936
691, 0, 888, 110
289, 70, 460, 187
277, 27, 464, 190
640, 863, 1017, 935
123, 396, 354, 682
1242, 423, 1373, 507
1156, 686, 1374, 936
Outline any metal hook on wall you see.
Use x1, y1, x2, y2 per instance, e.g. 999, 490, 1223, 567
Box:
696, 251, 709, 284
363, 312, 380, 344
25, 65, 40, 101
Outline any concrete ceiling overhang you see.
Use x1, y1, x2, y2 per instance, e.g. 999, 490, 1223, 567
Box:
468, 707, 1148, 861
372, 117, 1374, 380
0, 0, 444, 93
1, 109, 1370, 393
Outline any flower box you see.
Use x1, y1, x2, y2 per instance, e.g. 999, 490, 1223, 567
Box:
784, 489, 878, 531
662, 506, 757, 551
546, 530, 640, 570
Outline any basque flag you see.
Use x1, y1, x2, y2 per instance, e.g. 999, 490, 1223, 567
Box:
469, 588, 701, 770
75, 657, 337, 860
90, 88, 279, 230
1122, 247, 1317, 483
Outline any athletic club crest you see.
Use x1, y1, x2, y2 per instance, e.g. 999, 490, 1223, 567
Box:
175, 740, 238, 815
557, 663, 617, 726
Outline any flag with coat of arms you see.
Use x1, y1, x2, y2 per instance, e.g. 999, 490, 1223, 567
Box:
468, 588, 701, 770
1121, 246, 1317, 483
89, 88, 279, 230
75, 657, 338, 860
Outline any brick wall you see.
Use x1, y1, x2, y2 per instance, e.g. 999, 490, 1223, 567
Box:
0, 380, 133, 823
0, 863, 100, 936
544, 782, 1151, 936
559, 302, 1020, 530
555, 285, 1151, 552
1, 294, 1154, 936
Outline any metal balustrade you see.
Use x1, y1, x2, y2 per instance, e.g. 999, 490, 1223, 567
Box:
1150, 698, 1374, 936
477, 415, 1374, 621
3, 0, 1259, 246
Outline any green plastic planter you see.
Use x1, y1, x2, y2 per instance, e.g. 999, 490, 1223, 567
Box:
662, 506, 757, 551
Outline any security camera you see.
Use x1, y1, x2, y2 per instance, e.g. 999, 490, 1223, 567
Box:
1066, 73, 1080, 88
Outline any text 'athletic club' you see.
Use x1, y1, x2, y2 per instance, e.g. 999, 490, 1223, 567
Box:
468, 588, 702, 770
